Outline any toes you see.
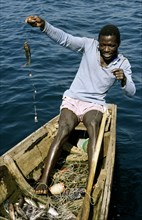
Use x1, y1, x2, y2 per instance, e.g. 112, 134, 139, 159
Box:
35, 183, 48, 195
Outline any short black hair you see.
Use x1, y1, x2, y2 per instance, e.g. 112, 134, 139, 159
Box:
98, 24, 121, 46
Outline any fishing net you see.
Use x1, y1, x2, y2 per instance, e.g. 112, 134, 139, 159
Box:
49, 160, 88, 218
3, 144, 89, 219
44, 145, 89, 219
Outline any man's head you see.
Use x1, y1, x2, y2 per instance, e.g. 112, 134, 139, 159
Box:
98, 24, 121, 46
98, 24, 121, 64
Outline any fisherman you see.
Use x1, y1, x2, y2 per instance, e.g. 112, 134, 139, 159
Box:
25, 15, 136, 195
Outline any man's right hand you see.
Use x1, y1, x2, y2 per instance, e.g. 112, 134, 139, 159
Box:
25, 15, 45, 29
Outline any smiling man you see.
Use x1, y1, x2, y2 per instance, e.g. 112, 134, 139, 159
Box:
25, 15, 136, 195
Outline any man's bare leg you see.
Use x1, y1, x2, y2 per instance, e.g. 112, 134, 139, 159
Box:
83, 110, 103, 171
35, 108, 79, 194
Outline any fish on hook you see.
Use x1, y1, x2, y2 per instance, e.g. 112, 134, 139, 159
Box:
23, 41, 31, 66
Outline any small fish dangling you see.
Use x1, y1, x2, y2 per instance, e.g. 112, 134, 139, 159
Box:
23, 41, 31, 66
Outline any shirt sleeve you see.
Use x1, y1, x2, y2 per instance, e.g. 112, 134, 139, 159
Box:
121, 58, 136, 97
42, 21, 86, 53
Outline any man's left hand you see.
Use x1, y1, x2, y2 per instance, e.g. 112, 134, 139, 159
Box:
112, 68, 126, 87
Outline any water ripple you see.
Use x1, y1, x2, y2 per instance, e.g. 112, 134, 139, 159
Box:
0, 1, 142, 219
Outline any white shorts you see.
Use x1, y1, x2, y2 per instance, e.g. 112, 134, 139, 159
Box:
60, 96, 107, 121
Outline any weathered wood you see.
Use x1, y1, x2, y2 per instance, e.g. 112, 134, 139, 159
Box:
14, 137, 50, 176
80, 111, 108, 220
92, 169, 106, 206
3, 155, 49, 205
105, 114, 111, 132
99, 104, 117, 219
3, 155, 35, 194
0, 160, 17, 205
92, 174, 106, 220
2, 116, 59, 159
0, 104, 117, 220
102, 131, 110, 160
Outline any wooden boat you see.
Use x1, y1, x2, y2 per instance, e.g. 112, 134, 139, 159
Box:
0, 104, 117, 220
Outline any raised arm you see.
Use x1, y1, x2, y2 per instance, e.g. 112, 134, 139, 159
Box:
25, 15, 86, 53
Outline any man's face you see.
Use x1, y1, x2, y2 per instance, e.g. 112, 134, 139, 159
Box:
99, 35, 119, 63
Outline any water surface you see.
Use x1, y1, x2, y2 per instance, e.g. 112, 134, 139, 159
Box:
0, 1, 142, 219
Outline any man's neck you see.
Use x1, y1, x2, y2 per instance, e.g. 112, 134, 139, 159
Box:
100, 54, 118, 67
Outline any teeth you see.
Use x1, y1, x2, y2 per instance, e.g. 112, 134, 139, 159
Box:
103, 54, 110, 57
103, 55, 111, 59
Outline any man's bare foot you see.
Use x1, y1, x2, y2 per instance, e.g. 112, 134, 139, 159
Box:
35, 182, 48, 195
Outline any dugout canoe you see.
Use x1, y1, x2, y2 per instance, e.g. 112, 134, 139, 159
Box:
0, 103, 117, 220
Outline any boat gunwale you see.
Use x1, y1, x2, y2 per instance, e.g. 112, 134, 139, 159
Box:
0, 103, 117, 220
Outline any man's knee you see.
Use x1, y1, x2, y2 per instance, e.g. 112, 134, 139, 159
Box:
83, 110, 103, 127
87, 121, 98, 135
58, 122, 73, 138
92, 114, 102, 125
58, 108, 78, 134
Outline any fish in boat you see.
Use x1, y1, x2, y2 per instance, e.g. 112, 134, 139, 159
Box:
14, 203, 28, 220
0, 104, 117, 220
24, 196, 38, 208
7, 203, 16, 220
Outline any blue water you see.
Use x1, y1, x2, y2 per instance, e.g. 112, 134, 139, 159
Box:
0, 0, 142, 219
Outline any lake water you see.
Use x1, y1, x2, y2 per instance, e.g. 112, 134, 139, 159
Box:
0, 0, 142, 219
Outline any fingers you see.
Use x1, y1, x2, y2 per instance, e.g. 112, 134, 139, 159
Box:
111, 68, 124, 80
25, 15, 42, 27
25, 16, 36, 24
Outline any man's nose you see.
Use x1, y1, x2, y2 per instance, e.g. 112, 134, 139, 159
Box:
104, 46, 110, 52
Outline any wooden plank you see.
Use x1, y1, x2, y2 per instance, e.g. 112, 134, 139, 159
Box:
80, 111, 108, 220
3, 155, 50, 205
15, 136, 51, 176
92, 169, 106, 206
2, 115, 59, 159
99, 104, 117, 220
103, 131, 110, 159
0, 162, 17, 204
92, 170, 106, 220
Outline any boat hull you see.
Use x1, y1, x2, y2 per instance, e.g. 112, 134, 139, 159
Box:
0, 104, 117, 219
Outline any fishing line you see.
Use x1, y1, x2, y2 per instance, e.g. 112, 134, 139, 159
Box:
23, 23, 38, 123
28, 71, 38, 123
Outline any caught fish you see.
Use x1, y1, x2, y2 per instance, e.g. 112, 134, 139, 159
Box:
29, 209, 46, 220
17, 197, 24, 208
23, 41, 31, 66
0, 217, 9, 220
37, 201, 48, 210
24, 197, 38, 208
8, 203, 16, 220
22, 203, 35, 217
14, 203, 28, 220
47, 206, 59, 217
63, 187, 85, 200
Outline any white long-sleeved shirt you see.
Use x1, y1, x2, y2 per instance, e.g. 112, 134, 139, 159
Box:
42, 21, 136, 105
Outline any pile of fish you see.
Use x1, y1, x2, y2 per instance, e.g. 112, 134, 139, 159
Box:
2, 150, 87, 219
3, 196, 60, 220
3, 186, 85, 220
